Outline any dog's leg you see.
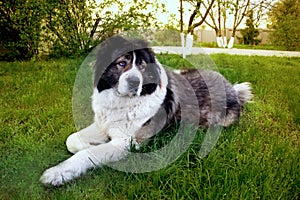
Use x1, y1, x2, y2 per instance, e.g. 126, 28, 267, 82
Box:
40, 138, 129, 186
66, 122, 110, 154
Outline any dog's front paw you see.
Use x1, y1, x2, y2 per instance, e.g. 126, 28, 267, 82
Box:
40, 165, 75, 186
40, 159, 87, 186
40, 150, 95, 186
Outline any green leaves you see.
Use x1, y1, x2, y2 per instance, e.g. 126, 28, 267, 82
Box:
0, 0, 45, 60
268, 0, 300, 51
0, 0, 165, 60
238, 10, 260, 45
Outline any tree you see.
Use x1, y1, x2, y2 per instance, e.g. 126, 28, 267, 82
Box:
0, 0, 164, 60
229, 0, 250, 45
238, 10, 260, 45
202, 0, 251, 48
186, 0, 216, 35
177, 0, 272, 49
42, 0, 95, 57
268, 0, 300, 51
204, 0, 223, 37
250, 0, 274, 28
177, 0, 215, 57
228, 0, 274, 48
180, 0, 184, 32
204, 0, 231, 47
43, 0, 164, 58
0, 0, 45, 60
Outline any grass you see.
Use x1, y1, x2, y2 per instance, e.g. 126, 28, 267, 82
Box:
0, 54, 299, 199
197, 42, 289, 51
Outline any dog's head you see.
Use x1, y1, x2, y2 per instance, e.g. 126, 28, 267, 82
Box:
94, 36, 162, 97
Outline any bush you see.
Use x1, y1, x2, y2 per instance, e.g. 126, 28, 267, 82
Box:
0, 0, 44, 61
0, 0, 164, 60
237, 11, 260, 45
268, 0, 300, 51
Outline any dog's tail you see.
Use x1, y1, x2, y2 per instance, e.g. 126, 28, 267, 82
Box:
233, 82, 253, 106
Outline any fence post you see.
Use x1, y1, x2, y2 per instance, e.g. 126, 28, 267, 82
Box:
180, 32, 186, 58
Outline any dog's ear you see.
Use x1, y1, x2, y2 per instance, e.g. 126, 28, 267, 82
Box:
131, 38, 150, 49
95, 36, 129, 68
131, 39, 155, 62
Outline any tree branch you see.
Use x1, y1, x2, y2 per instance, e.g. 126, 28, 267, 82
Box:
236, 0, 250, 28
190, 0, 216, 34
89, 17, 101, 39
188, 1, 201, 33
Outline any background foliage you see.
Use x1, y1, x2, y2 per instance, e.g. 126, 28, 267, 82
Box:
268, 0, 300, 51
238, 10, 260, 45
1, 0, 299, 61
0, 0, 164, 61
0, 0, 45, 60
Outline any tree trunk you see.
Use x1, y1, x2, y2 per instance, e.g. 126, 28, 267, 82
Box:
227, 37, 235, 49
186, 33, 194, 55
180, 32, 186, 58
228, 27, 237, 49
217, 37, 223, 47
187, 0, 215, 35
180, 0, 183, 32
222, 37, 227, 48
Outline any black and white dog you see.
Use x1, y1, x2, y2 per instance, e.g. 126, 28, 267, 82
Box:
40, 36, 253, 186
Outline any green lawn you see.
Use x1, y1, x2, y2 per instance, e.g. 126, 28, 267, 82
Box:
197, 42, 289, 51
0, 55, 299, 199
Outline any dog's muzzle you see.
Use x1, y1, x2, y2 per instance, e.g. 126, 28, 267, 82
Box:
126, 75, 140, 93
117, 72, 142, 97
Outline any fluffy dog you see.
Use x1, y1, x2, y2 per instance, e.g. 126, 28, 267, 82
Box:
40, 36, 253, 186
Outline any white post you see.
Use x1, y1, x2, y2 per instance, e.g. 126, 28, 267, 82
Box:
180, 32, 186, 58
186, 33, 193, 55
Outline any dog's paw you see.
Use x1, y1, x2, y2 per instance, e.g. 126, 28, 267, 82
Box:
40, 150, 96, 186
40, 159, 86, 186
40, 165, 75, 186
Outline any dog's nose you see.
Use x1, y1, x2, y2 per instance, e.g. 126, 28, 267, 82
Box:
126, 75, 140, 91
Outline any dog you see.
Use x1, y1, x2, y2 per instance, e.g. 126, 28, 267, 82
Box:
40, 36, 253, 186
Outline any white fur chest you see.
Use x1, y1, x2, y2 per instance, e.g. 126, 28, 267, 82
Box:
92, 87, 166, 140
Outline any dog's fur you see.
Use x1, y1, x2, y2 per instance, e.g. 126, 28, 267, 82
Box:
40, 36, 253, 186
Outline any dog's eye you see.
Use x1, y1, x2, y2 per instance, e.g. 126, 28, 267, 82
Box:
118, 61, 127, 68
